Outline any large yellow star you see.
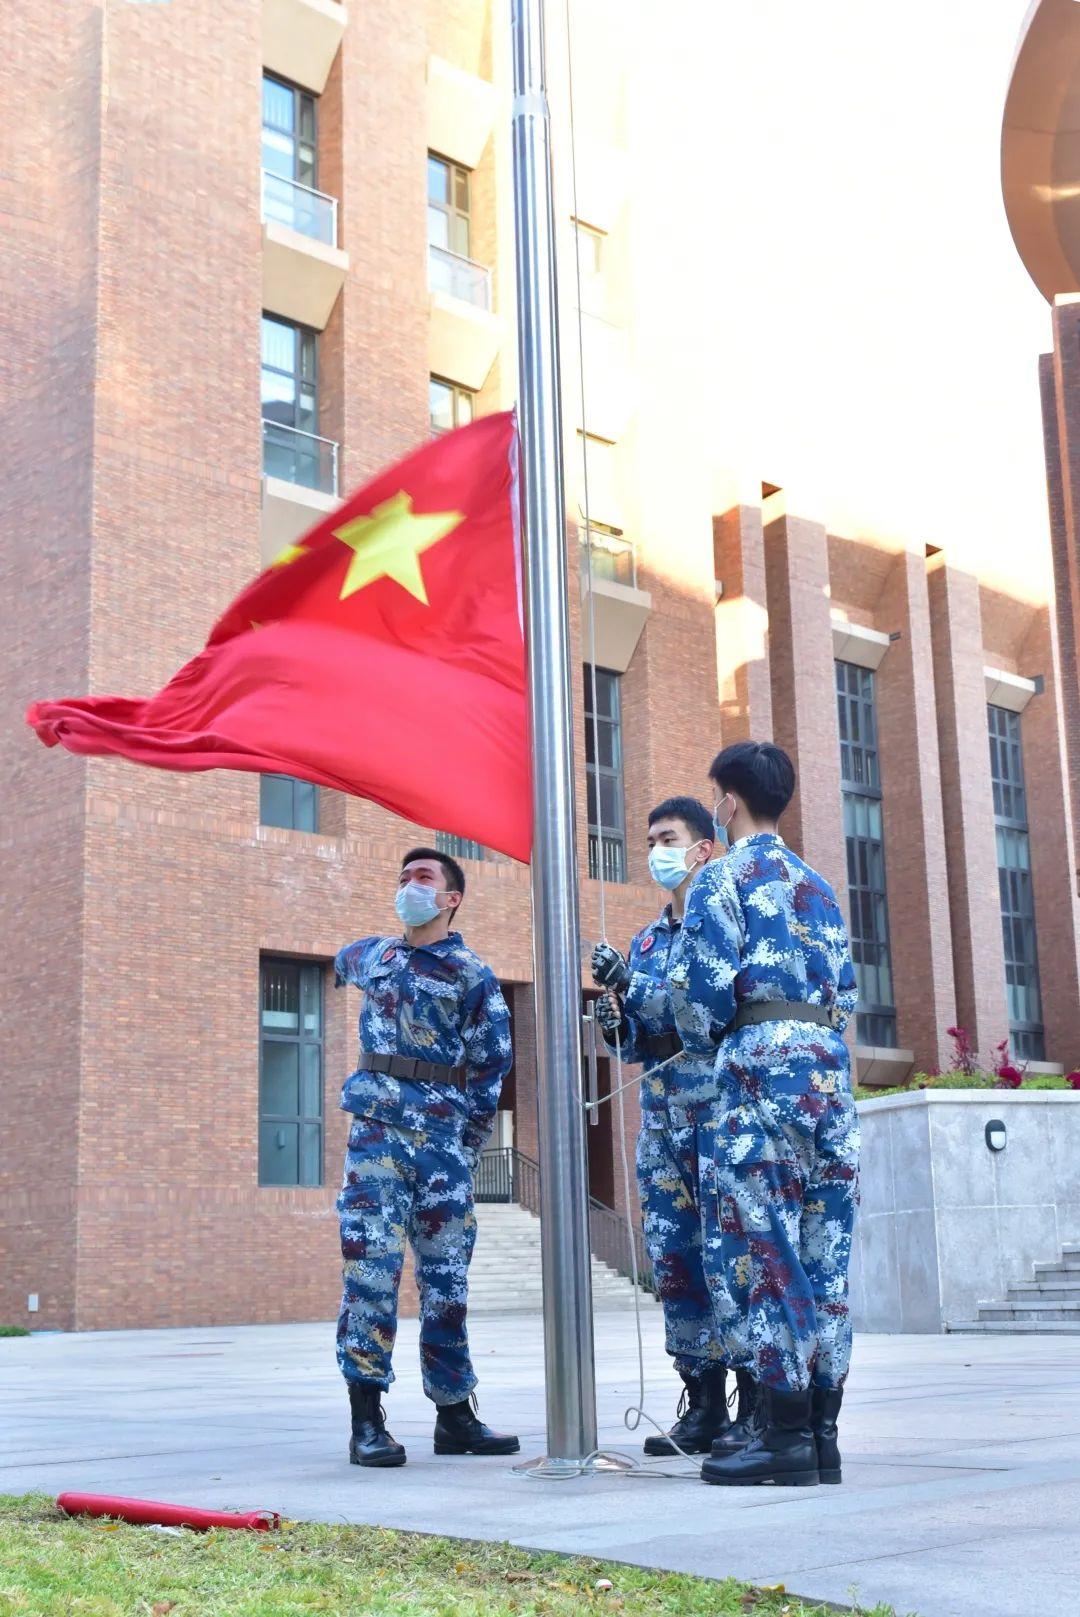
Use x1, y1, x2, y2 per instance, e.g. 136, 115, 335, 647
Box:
333, 491, 463, 604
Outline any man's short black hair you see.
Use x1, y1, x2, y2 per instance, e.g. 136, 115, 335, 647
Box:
708, 741, 795, 822
401, 846, 466, 901
647, 796, 715, 844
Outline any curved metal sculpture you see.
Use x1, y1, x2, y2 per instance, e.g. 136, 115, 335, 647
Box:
1002, 0, 1080, 301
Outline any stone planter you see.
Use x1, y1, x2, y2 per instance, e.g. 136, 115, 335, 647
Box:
849, 1089, 1080, 1332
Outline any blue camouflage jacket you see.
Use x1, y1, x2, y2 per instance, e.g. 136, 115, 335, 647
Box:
334, 931, 513, 1152
600, 906, 719, 1117
668, 833, 857, 1092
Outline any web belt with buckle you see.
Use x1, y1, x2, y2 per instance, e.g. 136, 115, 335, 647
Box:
730, 1000, 840, 1034
358, 1051, 468, 1090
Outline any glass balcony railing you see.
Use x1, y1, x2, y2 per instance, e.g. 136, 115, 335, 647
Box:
427, 244, 492, 310
261, 169, 338, 248
580, 527, 636, 588
262, 419, 339, 495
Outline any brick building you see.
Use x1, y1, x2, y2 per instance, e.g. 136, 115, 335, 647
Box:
3, 0, 1079, 1333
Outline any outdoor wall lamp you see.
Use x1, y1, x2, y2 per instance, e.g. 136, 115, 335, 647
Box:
986, 1120, 1008, 1153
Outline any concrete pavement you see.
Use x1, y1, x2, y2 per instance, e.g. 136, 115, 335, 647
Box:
3, 1310, 1079, 1617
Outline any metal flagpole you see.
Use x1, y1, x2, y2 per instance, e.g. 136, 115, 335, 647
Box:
509, 0, 598, 1468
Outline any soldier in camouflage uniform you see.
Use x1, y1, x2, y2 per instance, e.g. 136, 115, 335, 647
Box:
668, 742, 860, 1488
591, 796, 741, 1457
334, 846, 519, 1468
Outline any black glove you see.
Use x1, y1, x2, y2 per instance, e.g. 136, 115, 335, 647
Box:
591, 941, 630, 993
595, 992, 628, 1042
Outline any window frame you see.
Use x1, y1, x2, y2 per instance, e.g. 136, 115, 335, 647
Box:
988, 704, 1045, 1060
836, 659, 897, 1048
583, 665, 627, 884
429, 376, 476, 437
258, 958, 325, 1189
261, 313, 318, 436
261, 72, 317, 189
427, 152, 472, 259
260, 773, 319, 833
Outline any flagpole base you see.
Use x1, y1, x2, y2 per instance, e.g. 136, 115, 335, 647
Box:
512, 1452, 637, 1481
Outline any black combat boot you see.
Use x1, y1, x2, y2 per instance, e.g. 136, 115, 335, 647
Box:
644, 1366, 731, 1456
700, 1385, 819, 1486
348, 1382, 407, 1468
812, 1384, 844, 1484
433, 1397, 520, 1456
709, 1367, 759, 1458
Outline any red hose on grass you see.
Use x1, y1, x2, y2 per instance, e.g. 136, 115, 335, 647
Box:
56, 1493, 280, 1531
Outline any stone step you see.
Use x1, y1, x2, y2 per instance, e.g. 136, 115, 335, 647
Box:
1007, 1281, 1080, 1301
977, 1300, 1080, 1321
949, 1319, 1080, 1335
1033, 1258, 1080, 1278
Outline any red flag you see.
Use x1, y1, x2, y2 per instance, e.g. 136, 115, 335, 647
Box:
27, 413, 532, 861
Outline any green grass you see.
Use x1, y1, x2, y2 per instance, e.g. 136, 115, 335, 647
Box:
0, 1494, 905, 1617
854, 1068, 1073, 1102
0, 1328, 30, 1339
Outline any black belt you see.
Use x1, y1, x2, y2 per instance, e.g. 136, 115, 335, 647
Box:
644, 1031, 683, 1060
731, 1000, 840, 1033
358, 1051, 468, 1091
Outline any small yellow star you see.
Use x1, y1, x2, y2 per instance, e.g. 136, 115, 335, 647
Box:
333, 491, 463, 604
270, 543, 306, 569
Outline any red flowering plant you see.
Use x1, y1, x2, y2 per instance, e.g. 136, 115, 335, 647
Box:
1066, 1072, 1080, 1092
946, 1026, 981, 1078
992, 1036, 1026, 1090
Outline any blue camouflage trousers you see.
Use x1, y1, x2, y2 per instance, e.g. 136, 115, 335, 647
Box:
336, 1115, 478, 1405
637, 1110, 731, 1376
714, 1076, 860, 1392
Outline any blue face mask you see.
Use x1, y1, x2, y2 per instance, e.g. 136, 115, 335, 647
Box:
395, 880, 443, 928
713, 796, 734, 851
648, 844, 696, 892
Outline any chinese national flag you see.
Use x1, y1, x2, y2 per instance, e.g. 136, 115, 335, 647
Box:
27, 413, 532, 861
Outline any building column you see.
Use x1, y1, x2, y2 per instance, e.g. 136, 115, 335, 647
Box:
1019, 608, 1080, 1064
714, 504, 774, 744
927, 561, 1009, 1056
1040, 336, 1080, 851
763, 509, 848, 907
874, 551, 957, 1071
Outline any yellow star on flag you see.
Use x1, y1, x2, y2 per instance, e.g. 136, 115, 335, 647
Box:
333, 491, 464, 604
270, 544, 306, 569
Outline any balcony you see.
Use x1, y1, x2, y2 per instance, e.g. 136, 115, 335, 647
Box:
260, 420, 340, 568
428, 244, 501, 392
262, 0, 346, 95
581, 535, 651, 675
579, 527, 635, 589
262, 171, 348, 332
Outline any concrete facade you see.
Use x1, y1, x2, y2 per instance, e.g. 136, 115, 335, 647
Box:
2, 0, 1079, 1334
850, 1091, 1080, 1333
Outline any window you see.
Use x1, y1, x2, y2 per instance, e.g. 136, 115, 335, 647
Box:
436, 831, 486, 862
584, 667, 626, 883
427, 154, 471, 257
262, 74, 316, 188
989, 705, 1045, 1060
259, 960, 324, 1187
261, 314, 327, 489
429, 377, 475, 437
836, 661, 897, 1048
260, 774, 318, 832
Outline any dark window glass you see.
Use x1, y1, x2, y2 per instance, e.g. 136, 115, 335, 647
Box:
427, 153, 471, 258
261, 315, 321, 487
584, 667, 626, 883
429, 376, 475, 437
836, 660, 896, 1048
259, 959, 324, 1186
989, 706, 1044, 1059
436, 831, 487, 862
260, 774, 318, 832
261, 74, 316, 188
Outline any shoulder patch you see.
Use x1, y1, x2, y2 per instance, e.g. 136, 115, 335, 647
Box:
381, 945, 396, 964
640, 933, 655, 955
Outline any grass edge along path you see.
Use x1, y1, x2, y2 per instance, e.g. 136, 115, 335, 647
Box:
0, 1494, 910, 1617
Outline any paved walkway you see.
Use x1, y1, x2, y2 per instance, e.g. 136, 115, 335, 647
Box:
3, 1311, 1079, 1617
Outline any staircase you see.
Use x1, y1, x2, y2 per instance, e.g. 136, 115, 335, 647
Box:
468, 1201, 657, 1315
952, 1242, 1080, 1334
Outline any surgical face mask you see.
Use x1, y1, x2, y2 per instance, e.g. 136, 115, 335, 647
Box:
648, 843, 698, 892
713, 795, 734, 848
395, 880, 443, 928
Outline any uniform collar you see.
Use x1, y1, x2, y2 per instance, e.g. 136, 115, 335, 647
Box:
396, 929, 463, 957
730, 830, 785, 852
